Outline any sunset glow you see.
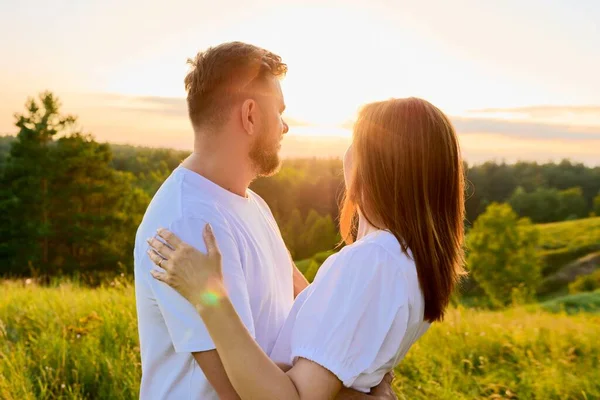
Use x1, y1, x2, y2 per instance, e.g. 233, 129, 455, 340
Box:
1, 0, 599, 164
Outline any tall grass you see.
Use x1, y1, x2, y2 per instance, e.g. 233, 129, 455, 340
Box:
1, 280, 599, 399
395, 305, 600, 399
0, 279, 139, 399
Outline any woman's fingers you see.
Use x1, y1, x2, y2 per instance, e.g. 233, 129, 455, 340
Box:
147, 248, 170, 271
203, 224, 221, 259
150, 269, 169, 284
156, 228, 183, 249
147, 237, 174, 258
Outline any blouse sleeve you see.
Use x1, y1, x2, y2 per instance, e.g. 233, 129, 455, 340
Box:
289, 243, 410, 388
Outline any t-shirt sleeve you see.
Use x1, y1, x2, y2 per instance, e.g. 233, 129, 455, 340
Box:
145, 216, 255, 353
290, 244, 409, 388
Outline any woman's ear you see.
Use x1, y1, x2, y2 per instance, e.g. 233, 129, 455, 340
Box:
241, 99, 257, 136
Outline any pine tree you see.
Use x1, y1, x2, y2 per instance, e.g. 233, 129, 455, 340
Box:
0, 92, 76, 275
283, 208, 303, 258
49, 134, 149, 276
0, 92, 149, 278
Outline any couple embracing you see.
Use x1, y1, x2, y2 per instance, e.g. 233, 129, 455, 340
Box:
134, 41, 465, 400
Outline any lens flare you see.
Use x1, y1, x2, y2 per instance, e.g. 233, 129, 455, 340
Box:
200, 289, 223, 307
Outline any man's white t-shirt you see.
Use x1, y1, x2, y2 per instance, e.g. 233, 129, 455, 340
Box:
134, 165, 294, 400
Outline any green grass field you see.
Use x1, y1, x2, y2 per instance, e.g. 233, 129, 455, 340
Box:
1, 280, 599, 400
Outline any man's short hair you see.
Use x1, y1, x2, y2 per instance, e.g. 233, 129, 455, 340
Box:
184, 42, 287, 130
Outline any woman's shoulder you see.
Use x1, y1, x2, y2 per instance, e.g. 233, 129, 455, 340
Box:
319, 230, 413, 284
343, 230, 409, 265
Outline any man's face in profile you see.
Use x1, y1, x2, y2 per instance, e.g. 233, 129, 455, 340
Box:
249, 76, 288, 177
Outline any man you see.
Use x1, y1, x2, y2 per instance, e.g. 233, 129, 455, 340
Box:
134, 42, 396, 399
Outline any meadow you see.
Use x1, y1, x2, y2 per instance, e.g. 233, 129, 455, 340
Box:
1, 279, 599, 400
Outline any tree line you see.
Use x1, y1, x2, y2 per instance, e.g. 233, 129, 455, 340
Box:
1, 92, 600, 282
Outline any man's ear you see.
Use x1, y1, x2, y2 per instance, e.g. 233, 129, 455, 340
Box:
241, 99, 258, 136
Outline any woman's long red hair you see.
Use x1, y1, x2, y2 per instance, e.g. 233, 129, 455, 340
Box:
340, 98, 466, 322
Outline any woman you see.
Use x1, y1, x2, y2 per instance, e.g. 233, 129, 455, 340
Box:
147, 97, 466, 399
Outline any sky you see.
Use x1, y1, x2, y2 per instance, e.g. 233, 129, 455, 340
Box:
1, 0, 599, 164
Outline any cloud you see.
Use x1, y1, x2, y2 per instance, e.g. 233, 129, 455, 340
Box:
450, 117, 600, 140
99, 95, 187, 118
341, 113, 600, 141
86, 93, 311, 127
68, 93, 600, 143
469, 105, 600, 118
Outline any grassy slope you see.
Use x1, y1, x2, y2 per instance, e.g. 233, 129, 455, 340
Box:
536, 217, 600, 295
538, 217, 600, 275
1, 281, 599, 399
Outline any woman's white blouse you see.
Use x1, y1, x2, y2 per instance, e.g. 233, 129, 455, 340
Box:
269, 230, 431, 392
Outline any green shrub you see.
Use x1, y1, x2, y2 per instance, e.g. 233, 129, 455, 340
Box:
297, 250, 336, 281
313, 250, 336, 264
569, 270, 600, 294
303, 260, 321, 283
540, 290, 600, 314
467, 203, 542, 307
294, 258, 312, 274
538, 275, 571, 296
